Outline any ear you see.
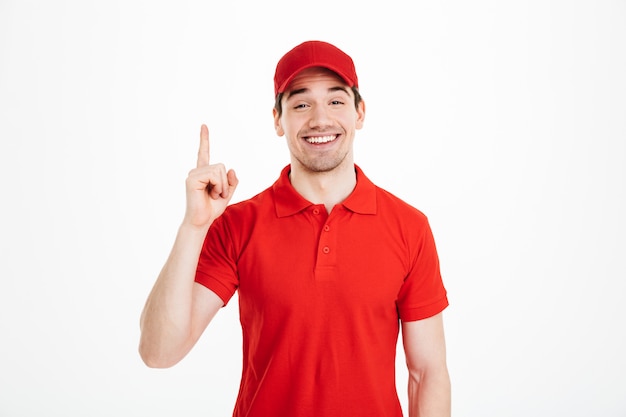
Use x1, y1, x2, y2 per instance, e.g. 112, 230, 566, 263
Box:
273, 108, 284, 136
355, 100, 366, 130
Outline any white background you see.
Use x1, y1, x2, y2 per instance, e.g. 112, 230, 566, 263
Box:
1, 1, 625, 416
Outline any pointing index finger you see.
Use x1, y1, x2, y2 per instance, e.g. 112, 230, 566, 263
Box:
197, 124, 210, 168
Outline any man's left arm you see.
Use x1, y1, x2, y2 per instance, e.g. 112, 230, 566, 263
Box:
402, 312, 451, 417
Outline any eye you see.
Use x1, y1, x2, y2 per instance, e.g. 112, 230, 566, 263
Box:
330, 99, 345, 106
293, 103, 309, 110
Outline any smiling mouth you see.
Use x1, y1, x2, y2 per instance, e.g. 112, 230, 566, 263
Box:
304, 135, 338, 144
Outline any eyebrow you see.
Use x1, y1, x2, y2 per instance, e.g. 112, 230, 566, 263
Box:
286, 86, 350, 100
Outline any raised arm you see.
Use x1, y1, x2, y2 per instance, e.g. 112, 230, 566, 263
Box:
402, 312, 451, 417
139, 125, 239, 368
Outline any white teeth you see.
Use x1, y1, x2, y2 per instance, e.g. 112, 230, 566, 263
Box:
305, 135, 337, 144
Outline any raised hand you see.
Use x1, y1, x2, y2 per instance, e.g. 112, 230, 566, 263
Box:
183, 124, 238, 229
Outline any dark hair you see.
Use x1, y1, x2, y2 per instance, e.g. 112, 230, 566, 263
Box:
274, 86, 363, 118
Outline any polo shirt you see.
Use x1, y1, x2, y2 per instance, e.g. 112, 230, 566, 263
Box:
195, 164, 448, 417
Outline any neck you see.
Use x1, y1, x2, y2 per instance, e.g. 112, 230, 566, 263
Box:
289, 163, 357, 213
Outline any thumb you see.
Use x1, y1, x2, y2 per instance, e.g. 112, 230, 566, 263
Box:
226, 169, 239, 197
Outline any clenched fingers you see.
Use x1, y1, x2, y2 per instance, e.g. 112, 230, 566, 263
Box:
187, 163, 235, 200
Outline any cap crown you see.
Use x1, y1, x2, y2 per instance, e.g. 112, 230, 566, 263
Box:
274, 41, 358, 96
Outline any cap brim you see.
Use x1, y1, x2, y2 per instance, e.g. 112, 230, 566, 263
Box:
277, 63, 356, 95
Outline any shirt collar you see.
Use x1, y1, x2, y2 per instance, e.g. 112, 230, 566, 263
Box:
273, 164, 377, 217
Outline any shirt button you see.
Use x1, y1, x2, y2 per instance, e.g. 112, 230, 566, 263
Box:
324, 225, 330, 232
313, 208, 320, 215
322, 246, 330, 254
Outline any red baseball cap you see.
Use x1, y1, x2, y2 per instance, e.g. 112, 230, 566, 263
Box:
274, 40, 359, 96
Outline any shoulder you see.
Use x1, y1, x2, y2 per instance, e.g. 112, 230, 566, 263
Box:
354, 165, 430, 229
221, 185, 274, 223
375, 185, 429, 225
220, 165, 291, 222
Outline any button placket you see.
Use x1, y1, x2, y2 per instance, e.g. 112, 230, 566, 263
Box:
321, 223, 331, 254
317, 217, 336, 264
312, 205, 337, 280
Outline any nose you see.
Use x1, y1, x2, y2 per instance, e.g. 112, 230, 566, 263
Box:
307, 104, 332, 129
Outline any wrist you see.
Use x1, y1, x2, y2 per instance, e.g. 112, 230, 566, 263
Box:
179, 219, 212, 236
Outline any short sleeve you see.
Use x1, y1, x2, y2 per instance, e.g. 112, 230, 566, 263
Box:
195, 215, 239, 306
396, 217, 448, 321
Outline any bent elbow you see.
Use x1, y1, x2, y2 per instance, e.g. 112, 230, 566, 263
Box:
140, 353, 172, 369
138, 340, 181, 369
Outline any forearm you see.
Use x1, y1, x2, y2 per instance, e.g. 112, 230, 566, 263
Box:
139, 222, 209, 367
407, 366, 451, 417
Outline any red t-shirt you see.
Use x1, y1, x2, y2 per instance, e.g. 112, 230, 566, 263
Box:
195, 165, 448, 417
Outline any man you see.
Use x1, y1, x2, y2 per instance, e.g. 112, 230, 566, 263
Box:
139, 40, 450, 417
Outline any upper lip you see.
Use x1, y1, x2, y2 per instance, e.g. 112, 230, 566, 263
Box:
302, 131, 341, 139
302, 134, 340, 144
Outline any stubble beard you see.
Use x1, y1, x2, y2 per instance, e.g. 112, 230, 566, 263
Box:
294, 149, 350, 173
